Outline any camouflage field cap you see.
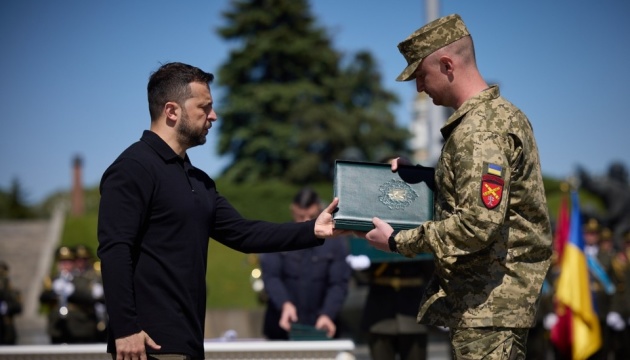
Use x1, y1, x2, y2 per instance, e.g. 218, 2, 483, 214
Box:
396, 14, 470, 82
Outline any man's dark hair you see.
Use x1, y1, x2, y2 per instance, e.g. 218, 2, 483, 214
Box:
292, 187, 320, 208
147, 62, 214, 121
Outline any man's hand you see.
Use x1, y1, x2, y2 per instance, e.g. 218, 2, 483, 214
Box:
279, 302, 298, 331
365, 217, 394, 252
115, 330, 161, 360
315, 314, 336, 338
315, 198, 348, 238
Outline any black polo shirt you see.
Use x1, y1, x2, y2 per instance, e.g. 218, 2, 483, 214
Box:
97, 130, 323, 359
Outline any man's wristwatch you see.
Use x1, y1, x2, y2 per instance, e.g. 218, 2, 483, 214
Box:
388, 230, 399, 253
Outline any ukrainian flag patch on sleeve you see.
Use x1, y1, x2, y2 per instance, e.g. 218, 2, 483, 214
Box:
487, 163, 502, 176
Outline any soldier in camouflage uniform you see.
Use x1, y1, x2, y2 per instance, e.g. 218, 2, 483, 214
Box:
363, 14, 552, 359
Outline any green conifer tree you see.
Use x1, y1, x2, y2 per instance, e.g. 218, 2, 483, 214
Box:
216, 0, 409, 183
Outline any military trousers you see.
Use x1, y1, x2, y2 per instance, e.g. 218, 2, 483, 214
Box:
449, 327, 529, 360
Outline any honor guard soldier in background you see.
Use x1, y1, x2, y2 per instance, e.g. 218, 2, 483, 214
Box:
40, 246, 103, 343
0, 261, 22, 345
359, 259, 435, 360
73, 245, 107, 342
608, 231, 630, 359
583, 219, 616, 359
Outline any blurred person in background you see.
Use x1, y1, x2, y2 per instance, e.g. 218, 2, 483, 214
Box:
40, 246, 102, 344
583, 219, 615, 359
74, 245, 107, 342
0, 260, 22, 345
607, 231, 630, 359
260, 187, 351, 340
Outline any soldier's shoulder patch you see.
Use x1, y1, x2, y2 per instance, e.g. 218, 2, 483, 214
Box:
481, 162, 504, 209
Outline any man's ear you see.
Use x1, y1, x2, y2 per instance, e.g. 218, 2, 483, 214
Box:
164, 101, 180, 122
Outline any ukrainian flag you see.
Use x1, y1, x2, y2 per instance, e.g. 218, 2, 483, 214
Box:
555, 191, 601, 360
487, 163, 502, 176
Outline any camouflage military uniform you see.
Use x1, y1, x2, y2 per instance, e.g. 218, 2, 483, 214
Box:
394, 86, 553, 332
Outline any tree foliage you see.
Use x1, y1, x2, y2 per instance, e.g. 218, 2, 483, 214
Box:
0, 178, 36, 219
215, 0, 409, 183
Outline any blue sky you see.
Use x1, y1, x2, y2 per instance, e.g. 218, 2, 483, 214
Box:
1, 0, 629, 205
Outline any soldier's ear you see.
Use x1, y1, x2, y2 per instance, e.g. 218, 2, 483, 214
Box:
440, 56, 454, 74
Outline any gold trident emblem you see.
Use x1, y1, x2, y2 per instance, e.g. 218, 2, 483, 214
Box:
483, 183, 500, 198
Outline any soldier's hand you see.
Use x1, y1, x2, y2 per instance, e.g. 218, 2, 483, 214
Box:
366, 217, 394, 252
115, 330, 161, 360
389, 156, 412, 172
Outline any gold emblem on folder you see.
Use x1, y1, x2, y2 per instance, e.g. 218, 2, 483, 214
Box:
378, 179, 418, 210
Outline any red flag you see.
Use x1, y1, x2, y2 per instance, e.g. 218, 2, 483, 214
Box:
554, 195, 569, 261
550, 193, 572, 357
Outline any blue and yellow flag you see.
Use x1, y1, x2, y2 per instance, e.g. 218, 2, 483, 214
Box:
555, 191, 601, 360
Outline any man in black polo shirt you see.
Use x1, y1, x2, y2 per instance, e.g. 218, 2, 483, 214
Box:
97, 62, 341, 360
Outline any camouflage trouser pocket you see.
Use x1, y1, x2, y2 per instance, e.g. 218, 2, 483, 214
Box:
450, 327, 527, 360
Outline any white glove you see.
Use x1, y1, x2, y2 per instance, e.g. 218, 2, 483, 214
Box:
345, 255, 371, 270
0, 301, 7, 315
543, 313, 558, 330
607, 312, 626, 331
436, 325, 449, 332
221, 329, 237, 341
52, 278, 75, 296
91, 283, 104, 299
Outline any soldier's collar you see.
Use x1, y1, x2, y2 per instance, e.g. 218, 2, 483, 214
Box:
440, 85, 500, 139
